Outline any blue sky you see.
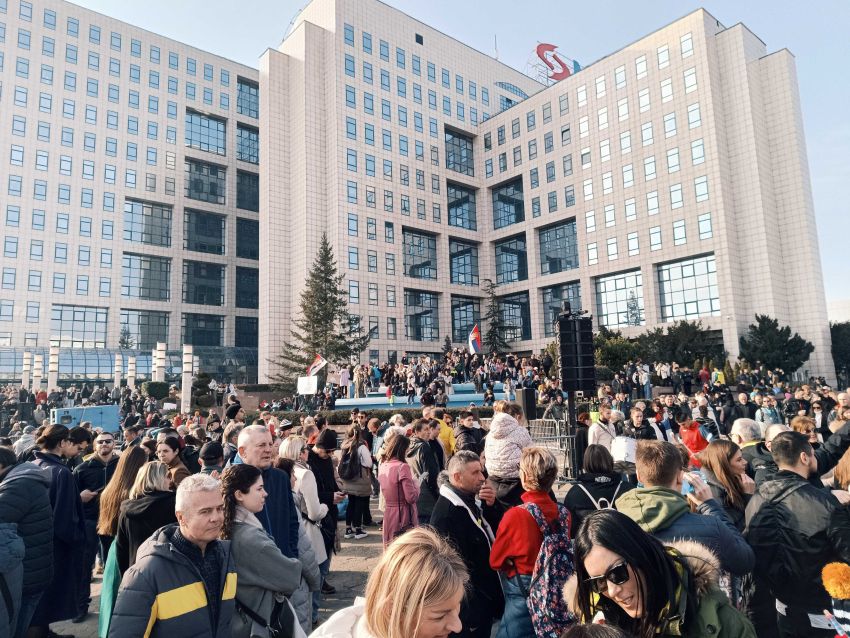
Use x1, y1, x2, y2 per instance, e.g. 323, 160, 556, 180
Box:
72, 0, 850, 303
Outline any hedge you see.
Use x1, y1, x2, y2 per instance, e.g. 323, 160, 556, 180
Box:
141, 381, 170, 400
245, 406, 495, 426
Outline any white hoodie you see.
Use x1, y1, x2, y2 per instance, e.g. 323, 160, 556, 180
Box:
309, 598, 375, 638
483, 412, 533, 479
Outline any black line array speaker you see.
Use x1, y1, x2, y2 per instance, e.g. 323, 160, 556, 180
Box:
558, 315, 596, 396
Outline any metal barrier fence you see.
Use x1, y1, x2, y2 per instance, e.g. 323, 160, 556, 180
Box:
527, 419, 581, 484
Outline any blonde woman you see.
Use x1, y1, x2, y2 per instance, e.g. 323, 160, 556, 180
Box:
311, 527, 468, 638
114, 461, 176, 574
279, 435, 328, 565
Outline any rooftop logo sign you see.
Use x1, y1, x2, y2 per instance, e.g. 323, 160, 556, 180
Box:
535, 43, 581, 82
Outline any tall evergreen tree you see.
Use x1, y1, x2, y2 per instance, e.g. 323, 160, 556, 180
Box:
738, 314, 814, 373
481, 279, 509, 354
270, 233, 370, 392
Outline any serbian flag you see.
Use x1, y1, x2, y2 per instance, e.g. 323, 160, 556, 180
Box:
468, 324, 482, 354
306, 354, 328, 377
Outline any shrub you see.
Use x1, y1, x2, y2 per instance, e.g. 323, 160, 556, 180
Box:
194, 394, 215, 408
141, 381, 169, 401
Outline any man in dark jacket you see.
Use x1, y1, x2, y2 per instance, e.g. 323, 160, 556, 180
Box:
454, 411, 485, 454
109, 474, 236, 637
728, 392, 758, 424
0, 448, 53, 638
72, 431, 119, 622
236, 425, 299, 558
616, 440, 754, 576
406, 419, 441, 524
755, 420, 850, 487
729, 418, 772, 478
430, 450, 503, 638
745, 431, 850, 637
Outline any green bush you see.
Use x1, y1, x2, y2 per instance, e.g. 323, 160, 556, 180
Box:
595, 366, 614, 382
245, 406, 495, 426
141, 381, 170, 401
194, 394, 215, 408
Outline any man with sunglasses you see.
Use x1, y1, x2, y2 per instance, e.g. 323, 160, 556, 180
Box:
72, 431, 119, 623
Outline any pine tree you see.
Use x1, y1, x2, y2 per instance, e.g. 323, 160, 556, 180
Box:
442, 335, 453, 355
270, 233, 371, 392
118, 325, 135, 349
739, 314, 814, 373
481, 279, 509, 354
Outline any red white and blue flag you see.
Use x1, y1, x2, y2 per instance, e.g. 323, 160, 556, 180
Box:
468, 324, 482, 354
306, 354, 328, 377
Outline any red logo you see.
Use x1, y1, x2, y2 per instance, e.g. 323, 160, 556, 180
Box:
536, 43, 572, 81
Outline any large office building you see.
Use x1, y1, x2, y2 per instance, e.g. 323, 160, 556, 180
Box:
0, 0, 835, 384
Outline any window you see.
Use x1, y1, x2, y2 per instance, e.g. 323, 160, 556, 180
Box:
494, 235, 528, 284
235, 267, 258, 309
50, 304, 108, 348
539, 221, 578, 275
691, 139, 705, 165
384, 221, 394, 244
644, 156, 656, 181
492, 178, 524, 229
658, 254, 719, 321
585, 210, 596, 233
683, 68, 697, 93
627, 232, 640, 256
657, 45, 669, 69
661, 78, 673, 103
237, 171, 259, 212
236, 78, 259, 118
647, 190, 659, 216
343, 23, 354, 46
119, 310, 169, 350
583, 178, 593, 200
681, 33, 694, 58
182, 261, 224, 306
607, 237, 619, 261
234, 316, 257, 348
635, 55, 647, 79
186, 159, 226, 205
670, 183, 683, 209
447, 183, 477, 230
597, 107, 608, 130
184, 209, 225, 254
123, 198, 172, 246
672, 219, 687, 245
402, 230, 437, 280
348, 281, 359, 304
404, 290, 439, 341
122, 254, 170, 300
595, 269, 644, 328
185, 111, 226, 155
347, 213, 358, 237
641, 122, 653, 146
698, 213, 713, 240
650, 225, 662, 251
687, 103, 701, 129
237, 125, 259, 164
182, 313, 223, 346
449, 239, 479, 286
498, 292, 531, 341
451, 296, 480, 343
445, 130, 474, 176
695, 176, 709, 202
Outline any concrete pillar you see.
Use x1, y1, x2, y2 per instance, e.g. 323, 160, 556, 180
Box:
113, 353, 123, 393
127, 356, 137, 390
154, 342, 167, 383
22, 352, 32, 391
180, 345, 194, 414
32, 354, 43, 392
47, 346, 59, 392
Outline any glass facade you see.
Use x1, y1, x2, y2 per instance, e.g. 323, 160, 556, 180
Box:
236, 218, 260, 259
492, 178, 524, 229
182, 313, 224, 346
50, 304, 108, 348
404, 290, 439, 341
538, 220, 578, 275
185, 111, 226, 155
237, 170, 259, 211
122, 254, 171, 301
447, 182, 477, 230
184, 209, 225, 254
235, 316, 258, 347
236, 124, 259, 164
541, 282, 582, 337
402, 230, 437, 280
595, 269, 645, 328
451, 296, 480, 343
235, 267, 259, 308
449, 239, 479, 286
119, 309, 169, 350
186, 159, 226, 205
183, 261, 225, 306
657, 254, 719, 321
494, 234, 528, 284
236, 78, 259, 118
499, 292, 531, 341
445, 129, 474, 176
123, 199, 172, 247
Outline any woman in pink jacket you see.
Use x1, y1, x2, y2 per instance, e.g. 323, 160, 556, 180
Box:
377, 433, 419, 546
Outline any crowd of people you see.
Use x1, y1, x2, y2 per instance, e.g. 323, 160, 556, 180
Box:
0, 363, 848, 638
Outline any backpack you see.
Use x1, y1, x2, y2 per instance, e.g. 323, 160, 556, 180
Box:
338, 448, 360, 481
522, 503, 577, 638
575, 481, 623, 510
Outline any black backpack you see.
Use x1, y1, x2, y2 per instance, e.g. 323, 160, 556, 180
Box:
338, 448, 360, 481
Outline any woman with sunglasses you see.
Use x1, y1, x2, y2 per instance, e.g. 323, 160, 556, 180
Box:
571, 510, 755, 638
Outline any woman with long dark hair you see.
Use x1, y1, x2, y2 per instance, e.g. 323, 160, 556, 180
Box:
698, 440, 754, 531
220, 464, 302, 638
564, 445, 634, 536
339, 424, 373, 539
29, 425, 87, 637
377, 433, 419, 546
572, 510, 754, 637
97, 446, 150, 540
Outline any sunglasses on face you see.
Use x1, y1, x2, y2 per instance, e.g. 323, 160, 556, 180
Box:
585, 561, 630, 594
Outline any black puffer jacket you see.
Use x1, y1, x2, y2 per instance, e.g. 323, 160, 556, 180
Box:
563, 471, 635, 535
744, 470, 850, 612
0, 462, 54, 594
73, 453, 119, 520
454, 425, 485, 454
406, 437, 440, 518
114, 491, 177, 574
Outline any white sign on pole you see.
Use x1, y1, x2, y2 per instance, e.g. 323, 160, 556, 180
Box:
297, 376, 318, 395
